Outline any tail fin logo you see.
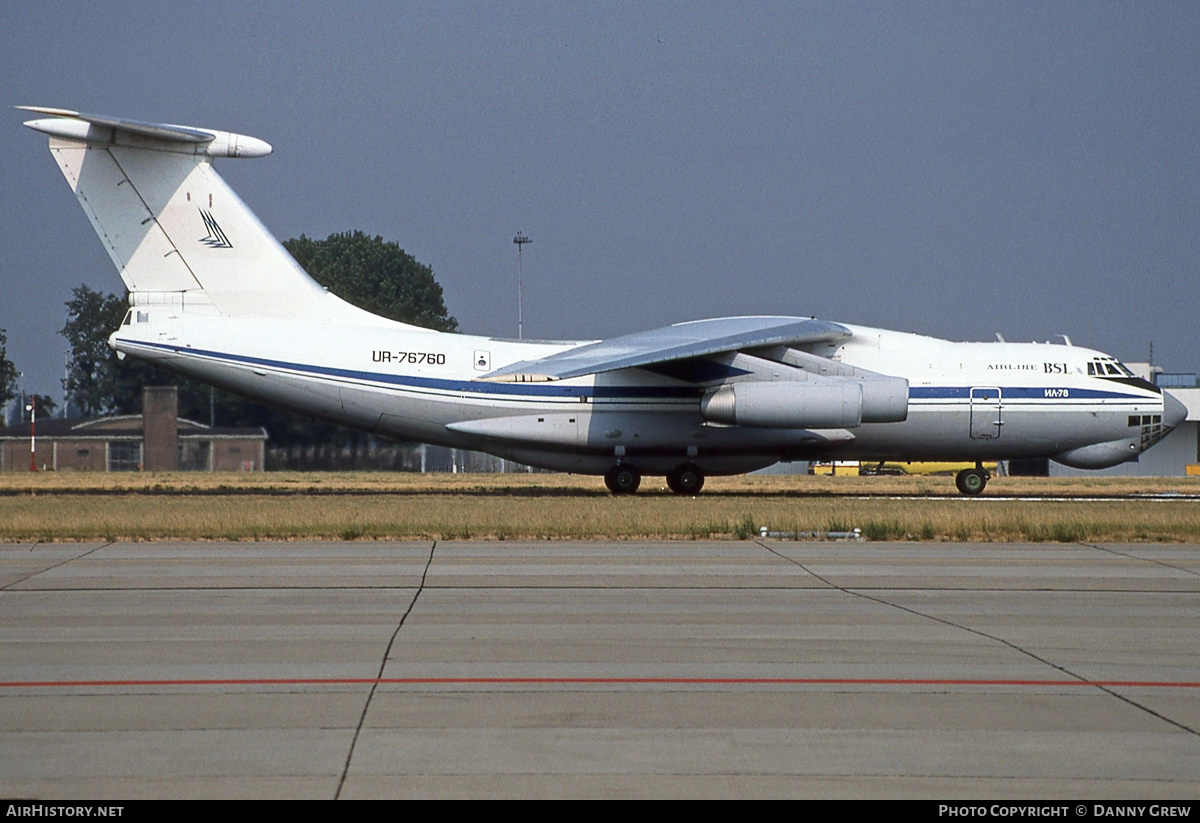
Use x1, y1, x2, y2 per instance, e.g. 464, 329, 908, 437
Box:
198, 209, 233, 248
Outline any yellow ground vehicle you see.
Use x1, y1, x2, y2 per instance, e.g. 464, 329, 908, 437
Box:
808, 461, 860, 475
810, 460, 998, 476
859, 461, 998, 476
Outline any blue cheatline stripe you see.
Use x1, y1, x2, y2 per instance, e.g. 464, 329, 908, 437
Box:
118, 338, 701, 400
120, 338, 1157, 405
908, 386, 1150, 401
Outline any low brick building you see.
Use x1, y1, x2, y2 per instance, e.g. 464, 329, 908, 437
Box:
0, 388, 267, 472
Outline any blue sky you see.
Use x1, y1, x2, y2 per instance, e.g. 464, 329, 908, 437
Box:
3, 1, 1198, 397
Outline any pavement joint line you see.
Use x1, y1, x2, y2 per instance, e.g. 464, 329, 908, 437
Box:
1, 541, 111, 590
1081, 541, 1200, 579
3, 676, 1200, 689
334, 539, 437, 800
754, 538, 1200, 738
1064, 541, 1200, 737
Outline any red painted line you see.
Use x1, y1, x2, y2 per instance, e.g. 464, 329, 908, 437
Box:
1, 676, 1198, 689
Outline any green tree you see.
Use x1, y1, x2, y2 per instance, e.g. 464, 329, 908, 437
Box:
284, 231, 457, 331
28, 394, 57, 418
0, 329, 18, 409
61, 286, 194, 418
60, 286, 131, 416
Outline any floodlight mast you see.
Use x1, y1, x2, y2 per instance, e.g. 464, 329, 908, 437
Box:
513, 232, 531, 339
24, 399, 36, 472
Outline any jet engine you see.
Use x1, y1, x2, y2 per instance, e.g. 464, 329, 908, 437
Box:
700, 377, 907, 429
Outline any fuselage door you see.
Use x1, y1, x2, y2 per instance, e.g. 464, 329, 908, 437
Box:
970, 387, 1002, 440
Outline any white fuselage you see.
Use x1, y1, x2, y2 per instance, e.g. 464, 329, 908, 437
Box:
112, 308, 1176, 475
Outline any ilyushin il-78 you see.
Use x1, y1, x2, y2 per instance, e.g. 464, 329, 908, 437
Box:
21, 107, 1186, 494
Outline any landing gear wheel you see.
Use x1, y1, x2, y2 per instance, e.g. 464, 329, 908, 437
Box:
666, 463, 705, 495
604, 465, 642, 495
955, 468, 988, 496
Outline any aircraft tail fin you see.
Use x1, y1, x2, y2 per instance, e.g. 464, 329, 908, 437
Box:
22, 107, 365, 321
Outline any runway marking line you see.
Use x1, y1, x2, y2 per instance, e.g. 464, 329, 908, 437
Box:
2, 677, 1198, 688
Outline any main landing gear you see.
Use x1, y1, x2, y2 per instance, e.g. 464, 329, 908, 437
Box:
955, 463, 990, 496
604, 464, 641, 495
603, 463, 706, 495
666, 463, 705, 495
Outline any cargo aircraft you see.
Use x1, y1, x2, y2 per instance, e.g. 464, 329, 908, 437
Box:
21, 107, 1186, 494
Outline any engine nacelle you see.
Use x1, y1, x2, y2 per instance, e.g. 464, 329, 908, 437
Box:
858, 376, 909, 423
701, 381, 864, 429
700, 375, 909, 429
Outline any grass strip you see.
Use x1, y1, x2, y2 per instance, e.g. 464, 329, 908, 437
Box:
3, 490, 1198, 542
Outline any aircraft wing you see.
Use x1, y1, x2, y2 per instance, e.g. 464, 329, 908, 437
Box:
481, 316, 851, 381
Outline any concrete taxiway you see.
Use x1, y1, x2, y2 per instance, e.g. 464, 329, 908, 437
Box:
1, 540, 1198, 798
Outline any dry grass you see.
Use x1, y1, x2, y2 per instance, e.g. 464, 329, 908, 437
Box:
0, 470, 1195, 497
0, 471, 1197, 542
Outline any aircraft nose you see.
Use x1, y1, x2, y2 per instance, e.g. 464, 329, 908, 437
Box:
1164, 391, 1188, 429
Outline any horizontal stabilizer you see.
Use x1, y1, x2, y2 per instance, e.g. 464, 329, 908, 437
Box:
19, 106, 272, 158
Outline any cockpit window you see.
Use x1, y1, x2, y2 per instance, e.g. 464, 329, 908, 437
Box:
1089, 357, 1135, 379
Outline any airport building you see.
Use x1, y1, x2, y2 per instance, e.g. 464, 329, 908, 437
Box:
0, 387, 267, 472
